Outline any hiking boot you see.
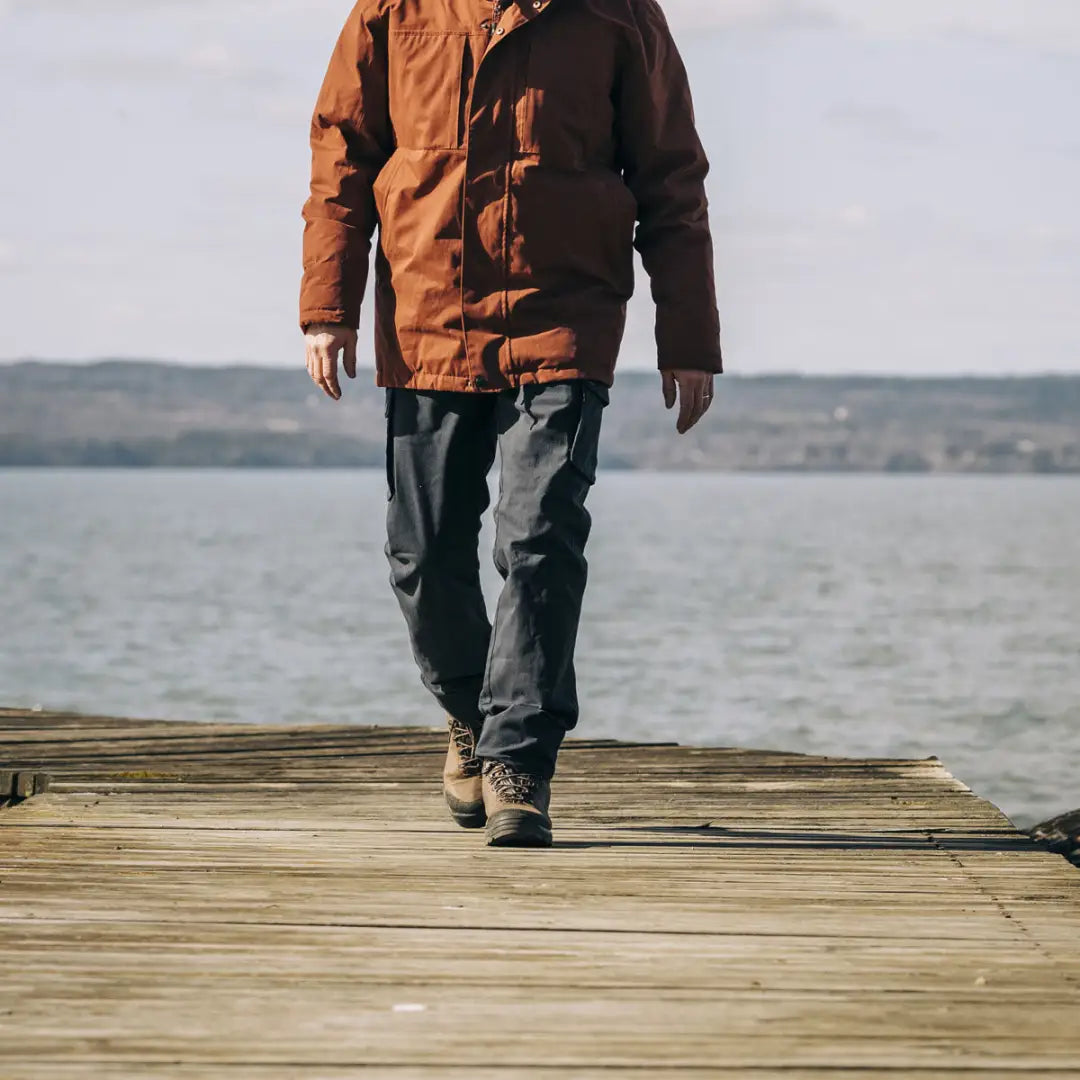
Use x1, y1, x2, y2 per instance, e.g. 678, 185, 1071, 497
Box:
444, 714, 486, 829
482, 760, 553, 848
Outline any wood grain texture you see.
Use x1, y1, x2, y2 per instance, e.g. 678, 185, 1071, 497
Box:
1, 707, 1078, 1076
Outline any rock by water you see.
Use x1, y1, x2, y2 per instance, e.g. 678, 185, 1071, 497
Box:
1030, 809, 1080, 868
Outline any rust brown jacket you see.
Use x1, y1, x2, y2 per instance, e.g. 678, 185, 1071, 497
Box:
300, 0, 723, 391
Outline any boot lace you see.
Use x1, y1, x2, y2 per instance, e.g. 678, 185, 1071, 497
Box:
448, 717, 482, 778
484, 761, 543, 805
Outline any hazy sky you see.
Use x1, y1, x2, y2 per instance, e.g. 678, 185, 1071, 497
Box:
1, 0, 1078, 374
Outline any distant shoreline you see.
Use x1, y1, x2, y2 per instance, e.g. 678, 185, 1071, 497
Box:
4, 460, 1080, 475
3, 361, 1079, 474
6, 359, 1080, 382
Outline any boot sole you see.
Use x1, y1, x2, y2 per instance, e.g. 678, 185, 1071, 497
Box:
485, 809, 553, 848
445, 792, 486, 830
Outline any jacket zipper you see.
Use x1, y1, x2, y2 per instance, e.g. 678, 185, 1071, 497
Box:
461, 0, 552, 385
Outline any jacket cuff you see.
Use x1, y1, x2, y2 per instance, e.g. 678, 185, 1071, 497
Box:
655, 307, 724, 374
658, 351, 723, 375
299, 309, 355, 333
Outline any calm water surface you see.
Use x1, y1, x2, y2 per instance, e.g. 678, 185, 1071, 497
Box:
1, 469, 1077, 827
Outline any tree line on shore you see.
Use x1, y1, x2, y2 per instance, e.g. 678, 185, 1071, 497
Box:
2, 361, 1079, 473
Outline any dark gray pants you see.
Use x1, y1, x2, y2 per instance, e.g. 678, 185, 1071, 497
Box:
384, 379, 608, 779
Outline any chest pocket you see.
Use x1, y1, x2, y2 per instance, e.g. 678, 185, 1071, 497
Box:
517, 11, 620, 169
388, 30, 469, 150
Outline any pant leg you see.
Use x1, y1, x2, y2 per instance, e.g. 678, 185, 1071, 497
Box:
475, 379, 609, 779
385, 387, 499, 727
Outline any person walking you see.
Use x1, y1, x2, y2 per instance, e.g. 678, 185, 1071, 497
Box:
300, 0, 722, 847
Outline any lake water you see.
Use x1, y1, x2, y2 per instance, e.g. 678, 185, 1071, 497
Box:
1, 469, 1077, 828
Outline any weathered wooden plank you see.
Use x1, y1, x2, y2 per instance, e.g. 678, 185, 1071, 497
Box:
2, 920, 1074, 993
5, 991, 1080, 1067
0, 883, 1064, 943
1, 1067, 1078, 1080
1, 795, 1016, 835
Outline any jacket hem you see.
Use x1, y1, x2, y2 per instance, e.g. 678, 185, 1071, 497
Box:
375, 367, 615, 392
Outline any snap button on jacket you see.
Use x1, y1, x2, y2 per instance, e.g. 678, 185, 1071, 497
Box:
300, 0, 723, 391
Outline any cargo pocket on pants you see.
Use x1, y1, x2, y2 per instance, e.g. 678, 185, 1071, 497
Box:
384, 388, 396, 501
568, 380, 609, 485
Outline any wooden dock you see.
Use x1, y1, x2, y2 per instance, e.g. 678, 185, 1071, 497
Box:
2, 707, 1079, 1077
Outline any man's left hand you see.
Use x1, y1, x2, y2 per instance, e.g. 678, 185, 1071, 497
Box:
662, 370, 715, 435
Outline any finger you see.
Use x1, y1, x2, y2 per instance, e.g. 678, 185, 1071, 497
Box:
702, 375, 715, 414
343, 334, 357, 380
662, 371, 677, 410
677, 378, 697, 434
310, 342, 326, 393
312, 341, 332, 397
305, 341, 317, 384
682, 379, 710, 434
321, 342, 341, 399
691, 377, 711, 429
686, 380, 707, 432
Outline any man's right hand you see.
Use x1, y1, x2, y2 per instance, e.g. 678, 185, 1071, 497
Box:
305, 323, 358, 400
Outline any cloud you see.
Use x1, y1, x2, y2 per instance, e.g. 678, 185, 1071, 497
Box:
837, 203, 872, 229
834, 0, 1080, 54
5, 0, 342, 12
59, 44, 284, 90
188, 42, 232, 74
663, 0, 840, 32
661, 0, 1080, 54
827, 104, 939, 147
